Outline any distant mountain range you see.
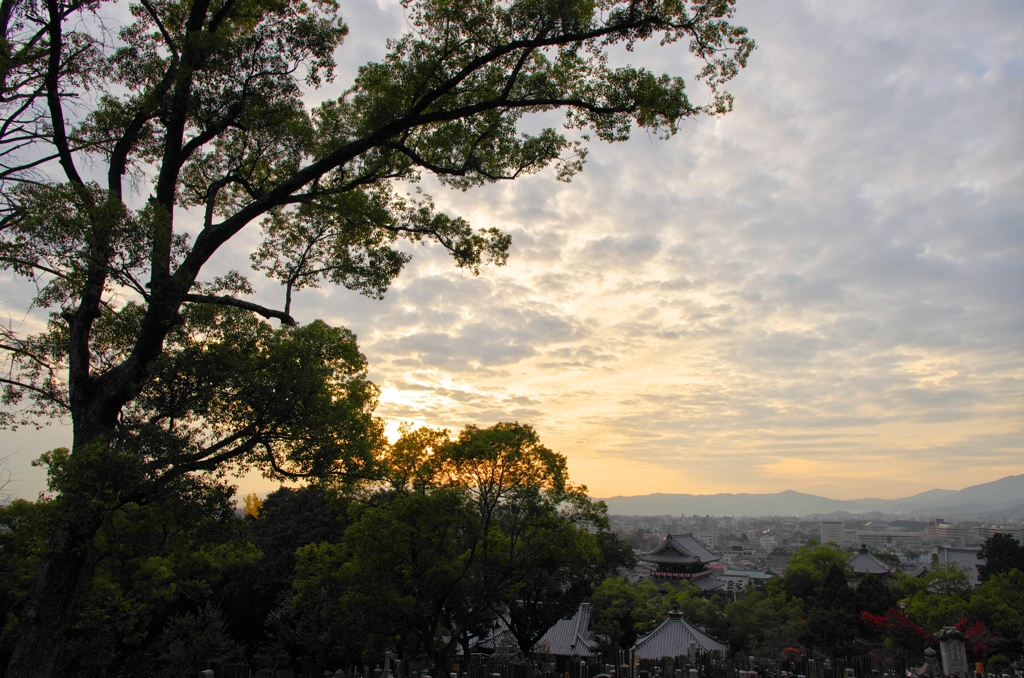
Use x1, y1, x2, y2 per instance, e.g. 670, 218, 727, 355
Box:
596, 475, 1024, 518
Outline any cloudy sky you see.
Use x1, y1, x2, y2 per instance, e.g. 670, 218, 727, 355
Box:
4, 0, 1022, 501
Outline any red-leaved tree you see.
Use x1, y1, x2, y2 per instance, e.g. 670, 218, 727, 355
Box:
862, 609, 935, 657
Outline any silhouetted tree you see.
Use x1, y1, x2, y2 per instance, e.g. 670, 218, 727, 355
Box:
978, 533, 1024, 583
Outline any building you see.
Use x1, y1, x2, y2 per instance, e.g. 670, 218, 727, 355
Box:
759, 534, 778, 552
976, 525, 1024, 542
848, 545, 894, 578
931, 546, 983, 587
631, 606, 728, 659
637, 533, 722, 583
695, 529, 720, 549
820, 521, 847, 546
716, 568, 774, 591
855, 528, 923, 551
925, 520, 970, 547
533, 603, 599, 658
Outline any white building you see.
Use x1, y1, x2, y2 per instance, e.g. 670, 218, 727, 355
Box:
932, 546, 983, 587
820, 521, 848, 546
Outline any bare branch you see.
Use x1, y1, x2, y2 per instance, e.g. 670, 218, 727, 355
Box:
181, 293, 296, 326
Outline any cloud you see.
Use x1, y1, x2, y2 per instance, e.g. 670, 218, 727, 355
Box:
4, 0, 1021, 501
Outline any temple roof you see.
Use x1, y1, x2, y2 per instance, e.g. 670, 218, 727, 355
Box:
638, 533, 722, 566
632, 608, 728, 658
849, 547, 894, 576
534, 603, 598, 657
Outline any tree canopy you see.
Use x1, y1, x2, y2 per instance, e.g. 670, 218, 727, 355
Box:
292, 422, 626, 670
978, 533, 1024, 583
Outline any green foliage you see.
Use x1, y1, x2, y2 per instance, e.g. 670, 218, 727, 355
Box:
977, 533, 1024, 583
785, 543, 852, 588
896, 564, 972, 631
0, 499, 56, 663
597, 528, 638, 574
218, 485, 351, 657
1, 0, 755, 440
855, 574, 896, 617
589, 576, 661, 653
968, 569, 1024, 641
126, 604, 245, 678
72, 480, 256, 673
724, 586, 803, 655
125, 315, 386, 483
0, 480, 255, 674
296, 490, 478, 665
660, 585, 728, 641
501, 502, 609, 654
799, 564, 859, 657
292, 422, 617, 669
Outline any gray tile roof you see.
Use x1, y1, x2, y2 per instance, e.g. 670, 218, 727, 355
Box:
534, 603, 599, 657
721, 569, 774, 580
639, 534, 722, 566
849, 551, 893, 575
632, 610, 728, 659
690, 576, 728, 592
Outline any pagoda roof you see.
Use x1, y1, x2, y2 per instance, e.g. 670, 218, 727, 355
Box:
632, 608, 728, 658
638, 533, 721, 566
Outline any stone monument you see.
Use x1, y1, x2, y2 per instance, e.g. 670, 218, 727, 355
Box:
937, 628, 969, 678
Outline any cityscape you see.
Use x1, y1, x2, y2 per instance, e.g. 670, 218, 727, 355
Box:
610, 511, 1023, 585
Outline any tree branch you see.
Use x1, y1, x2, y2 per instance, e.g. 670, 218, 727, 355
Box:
181, 293, 296, 325
0, 376, 69, 408
43, 0, 84, 186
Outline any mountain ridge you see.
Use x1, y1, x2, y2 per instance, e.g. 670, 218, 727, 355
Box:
595, 475, 1024, 518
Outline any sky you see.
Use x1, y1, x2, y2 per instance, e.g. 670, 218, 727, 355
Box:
3, 0, 1023, 501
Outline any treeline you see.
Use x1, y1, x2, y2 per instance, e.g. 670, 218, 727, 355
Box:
0, 422, 633, 676
3, 426, 1023, 676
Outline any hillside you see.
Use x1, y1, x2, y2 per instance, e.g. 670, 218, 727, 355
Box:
597, 474, 1024, 517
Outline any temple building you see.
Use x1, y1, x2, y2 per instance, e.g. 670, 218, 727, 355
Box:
632, 605, 729, 659
848, 545, 895, 578
533, 602, 599, 658
637, 533, 722, 584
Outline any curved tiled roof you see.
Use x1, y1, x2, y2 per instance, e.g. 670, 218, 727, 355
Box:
534, 603, 598, 657
632, 610, 728, 659
849, 549, 894, 575
639, 533, 722, 566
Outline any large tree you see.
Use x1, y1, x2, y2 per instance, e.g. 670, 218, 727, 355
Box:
0, 0, 753, 672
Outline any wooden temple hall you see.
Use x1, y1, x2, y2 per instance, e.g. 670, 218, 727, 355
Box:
638, 533, 721, 582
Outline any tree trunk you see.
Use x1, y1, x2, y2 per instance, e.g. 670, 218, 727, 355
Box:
5, 503, 103, 678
